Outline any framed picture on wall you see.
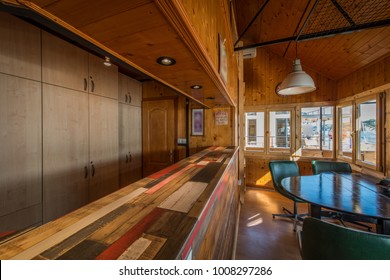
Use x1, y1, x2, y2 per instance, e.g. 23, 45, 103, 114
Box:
192, 108, 204, 136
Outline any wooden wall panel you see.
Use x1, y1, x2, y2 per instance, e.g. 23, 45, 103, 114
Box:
178, 0, 238, 104
336, 54, 390, 100
189, 104, 234, 155
244, 47, 336, 106
246, 157, 313, 189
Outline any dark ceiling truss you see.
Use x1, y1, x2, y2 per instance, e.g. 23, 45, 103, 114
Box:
234, 0, 390, 52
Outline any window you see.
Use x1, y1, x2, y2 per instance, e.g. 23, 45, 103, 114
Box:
301, 106, 333, 157
269, 111, 291, 152
337, 93, 382, 170
339, 105, 353, 158
356, 99, 377, 166
245, 112, 264, 150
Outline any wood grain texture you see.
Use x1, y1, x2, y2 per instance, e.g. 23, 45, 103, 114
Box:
0, 73, 42, 232
0, 147, 238, 260
0, 12, 41, 81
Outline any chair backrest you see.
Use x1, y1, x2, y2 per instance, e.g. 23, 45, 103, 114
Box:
269, 161, 300, 194
301, 217, 390, 260
311, 160, 352, 175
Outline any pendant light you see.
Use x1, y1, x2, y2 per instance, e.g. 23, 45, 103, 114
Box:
276, 42, 316, 95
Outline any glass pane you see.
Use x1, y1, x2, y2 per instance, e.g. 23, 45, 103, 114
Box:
270, 111, 290, 149
357, 99, 376, 165
245, 112, 265, 149
301, 106, 333, 153
340, 106, 353, 157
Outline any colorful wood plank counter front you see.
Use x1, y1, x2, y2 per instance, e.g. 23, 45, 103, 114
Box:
0, 147, 239, 260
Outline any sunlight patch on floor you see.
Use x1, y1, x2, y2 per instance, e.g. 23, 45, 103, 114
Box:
246, 213, 263, 227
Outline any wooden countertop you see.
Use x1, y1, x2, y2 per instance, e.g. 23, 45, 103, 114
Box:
0, 146, 238, 260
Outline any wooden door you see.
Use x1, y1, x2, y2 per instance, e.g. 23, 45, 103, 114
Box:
143, 99, 175, 177
88, 54, 118, 99
42, 31, 89, 92
129, 105, 142, 182
0, 73, 42, 231
89, 95, 119, 202
0, 12, 41, 81
42, 84, 89, 223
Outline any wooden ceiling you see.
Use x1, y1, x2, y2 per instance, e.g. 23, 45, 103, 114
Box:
233, 0, 390, 80
9, 0, 233, 107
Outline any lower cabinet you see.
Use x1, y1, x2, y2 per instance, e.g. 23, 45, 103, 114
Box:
119, 104, 142, 188
42, 84, 89, 223
43, 85, 119, 222
0, 73, 42, 232
89, 94, 119, 202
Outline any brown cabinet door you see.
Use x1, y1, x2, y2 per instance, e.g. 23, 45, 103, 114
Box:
88, 54, 118, 99
129, 105, 142, 182
143, 99, 175, 177
42, 84, 89, 223
118, 73, 142, 106
0, 73, 42, 231
42, 31, 89, 92
89, 95, 119, 202
0, 12, 41, 81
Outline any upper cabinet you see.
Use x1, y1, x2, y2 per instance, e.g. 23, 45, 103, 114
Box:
118, 73, 142, 106
0, 12, 41, 81
42, 31, 118, 99
88, 54, 118, 99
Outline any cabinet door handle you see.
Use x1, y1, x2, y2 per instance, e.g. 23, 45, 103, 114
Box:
125, 94, 128, 103
91, 161, 95, 177
83, 78, 87, 91
129, 153, 132, 162
126, 154, 129, 163
84, 166, 88, 178
90, 77, 95, 92
129, 94, 132, 103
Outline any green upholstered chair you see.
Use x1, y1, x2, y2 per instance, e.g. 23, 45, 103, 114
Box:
311, 160, 352, 175
299, 217, 390, 260
269, 160, 306, 231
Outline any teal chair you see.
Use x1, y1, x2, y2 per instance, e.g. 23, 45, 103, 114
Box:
269, 161, 306, 231
299, 217, 390, 259
311, 160, 372, 231
311, 160, 352, 175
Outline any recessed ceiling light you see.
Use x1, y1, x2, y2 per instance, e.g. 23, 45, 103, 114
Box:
157, 56, 176, 66
191, 85, 202, 89
103, 56, 111, 67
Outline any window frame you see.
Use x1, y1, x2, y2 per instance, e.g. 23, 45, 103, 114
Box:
336, 92, 384, 172
300, 105, 335, 159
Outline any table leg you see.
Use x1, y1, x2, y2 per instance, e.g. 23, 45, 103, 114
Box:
309, 203, 322, 219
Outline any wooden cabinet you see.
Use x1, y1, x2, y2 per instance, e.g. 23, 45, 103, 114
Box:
119, 104, 142, 187
119, 73, 142, 106
42, 31, 118, 99
89, 95, 119, 201
42, 31, 89, 92
89, 54, 118, 99
42, 84, 89, 223
0, 73, 42, 232
0, 12, 41, 81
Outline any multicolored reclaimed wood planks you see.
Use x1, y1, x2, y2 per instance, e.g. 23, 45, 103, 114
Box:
0, 146, 239, 260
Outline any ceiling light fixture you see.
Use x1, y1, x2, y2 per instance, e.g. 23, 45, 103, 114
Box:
103, 56, 111, 67
157, 56, 176, 66
190, 85, 202, 89
276, 43, 316, 95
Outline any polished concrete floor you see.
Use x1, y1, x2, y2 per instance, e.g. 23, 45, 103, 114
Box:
235, 187, 306, 260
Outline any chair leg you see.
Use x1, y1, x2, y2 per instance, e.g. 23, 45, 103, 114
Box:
272, 201, 306, 232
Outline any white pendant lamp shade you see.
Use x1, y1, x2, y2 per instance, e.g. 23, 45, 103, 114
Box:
276, 59, 316, 95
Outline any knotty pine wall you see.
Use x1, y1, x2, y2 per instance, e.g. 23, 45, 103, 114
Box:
143, 81, 234, 158
178, 0, 239, 105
